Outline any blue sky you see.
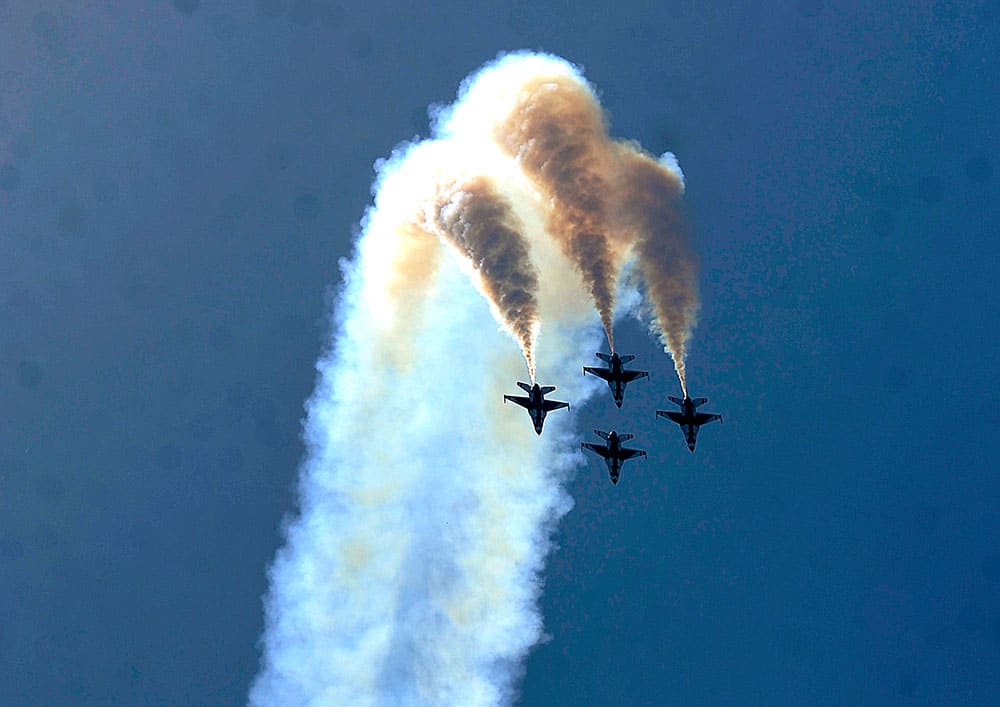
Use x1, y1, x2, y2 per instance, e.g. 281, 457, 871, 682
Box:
2, 1, 998, 704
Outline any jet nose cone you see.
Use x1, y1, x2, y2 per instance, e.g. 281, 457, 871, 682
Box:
535, 427, 543, 435
688, 444, 695, 452
610, 477, 618, 485
615, 399, 623, 408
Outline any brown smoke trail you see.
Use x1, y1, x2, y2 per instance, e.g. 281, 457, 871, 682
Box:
494, 75, 622, 353
430, 176, 541, 381
615, 148, 699, 395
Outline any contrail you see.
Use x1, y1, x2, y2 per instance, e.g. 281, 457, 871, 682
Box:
251, 52, 700, 706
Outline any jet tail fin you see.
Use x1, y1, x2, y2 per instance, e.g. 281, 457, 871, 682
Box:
596, 352, 612, 363
618, 433, 634, 442
517, 381, 532, 393
539, 385, 555, 395
593, 429, 610, 441
668, 395, 684, 406
619, 354, 635, 364
691, 397, 708, 407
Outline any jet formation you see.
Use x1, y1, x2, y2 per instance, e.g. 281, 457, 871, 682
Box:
505, 351, 721, 483
581, 429, 646, 485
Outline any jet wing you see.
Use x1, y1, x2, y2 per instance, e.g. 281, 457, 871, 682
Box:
656, 410, 685, 424
619, 448, 646, 460
694, 412, 722, 426
503, 395, 531, 409
542, 399, 569, 412
619, 369, 649, 383
583, 366, 612, 381
582, 442, 611, 458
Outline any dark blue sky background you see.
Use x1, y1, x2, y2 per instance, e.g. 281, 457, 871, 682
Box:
2, 1, 998, 704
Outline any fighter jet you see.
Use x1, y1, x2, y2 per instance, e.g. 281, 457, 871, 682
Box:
503, 382, 569, 435
581, 429, 646, 485
656, 396, 722, 452
583, 352, 649, 407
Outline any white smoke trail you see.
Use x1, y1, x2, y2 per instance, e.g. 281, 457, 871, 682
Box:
251, 55, 607, 707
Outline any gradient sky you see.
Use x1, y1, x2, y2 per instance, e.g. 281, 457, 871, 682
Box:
2, 1, 998, 705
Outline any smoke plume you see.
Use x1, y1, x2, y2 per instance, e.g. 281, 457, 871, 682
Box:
614, 148, 698, 395
252, 51, 701, 706
430, 176, 540, 381
494, 74, 623, 352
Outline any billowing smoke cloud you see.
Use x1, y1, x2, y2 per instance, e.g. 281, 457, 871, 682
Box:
252, 52, 700, 706
445, 54, 699, 389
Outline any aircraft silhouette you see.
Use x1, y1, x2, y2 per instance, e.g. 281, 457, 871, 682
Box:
581, 429, 646, 485
656, 395, 722, 451
503, 382, 569, 435
583, 352, 648, 408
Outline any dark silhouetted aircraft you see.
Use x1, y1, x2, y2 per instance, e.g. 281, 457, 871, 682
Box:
656, 395, 722, 451
583, 352, 649, 408
581, 429, 646, 485
504, 382, 569, 435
